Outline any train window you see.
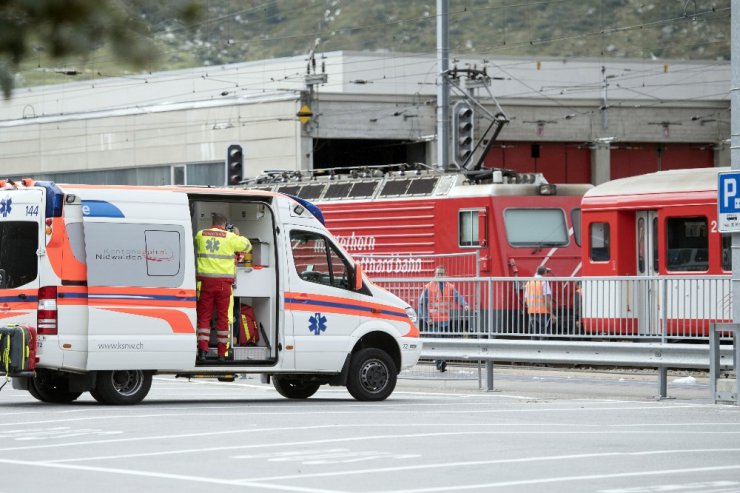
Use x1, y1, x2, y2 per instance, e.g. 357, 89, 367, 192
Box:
589, 222, 610, 262
652, 217, 659, 273
571, 209, 582, 246
637, 217, 646, 274
666, 217, 708, 272
722, 234, 732, 271
504, 208, 568, 247
459, 210, 480, 247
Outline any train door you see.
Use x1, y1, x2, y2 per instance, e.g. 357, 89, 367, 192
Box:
635, 211, 659, 335
458, 208, 488, 332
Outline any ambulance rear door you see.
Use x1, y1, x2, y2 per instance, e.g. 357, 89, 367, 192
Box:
79, 190, 197, 371
0, 189, 43, 327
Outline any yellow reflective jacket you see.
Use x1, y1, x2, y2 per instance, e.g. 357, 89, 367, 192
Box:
195, 227, 251, 281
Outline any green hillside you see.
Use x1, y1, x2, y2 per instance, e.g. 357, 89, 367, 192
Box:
14, 0, 731, 88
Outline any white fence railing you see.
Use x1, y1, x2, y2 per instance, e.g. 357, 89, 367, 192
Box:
373, 275, 733, 340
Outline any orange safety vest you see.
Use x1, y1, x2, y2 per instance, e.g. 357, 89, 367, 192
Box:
195, 227, 251, 281
524, 279, 549, 314
425, 281, 458, 322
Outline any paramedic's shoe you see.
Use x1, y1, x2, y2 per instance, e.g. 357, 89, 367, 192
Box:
197, 349, 207, 362
435, 360, 447, 372
218, 355, 227, 362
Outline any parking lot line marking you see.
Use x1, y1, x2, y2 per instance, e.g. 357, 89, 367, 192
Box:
240, 449, 740, 483
380, 465, 740, 492
0, 402, 711, 430
0, 457, 346, 493
2, 416, 736, 454
42, 428, 740, 464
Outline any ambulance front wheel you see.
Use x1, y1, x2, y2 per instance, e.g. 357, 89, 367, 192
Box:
273, 376, 321, 399
91, 370, 152, 405
346, 348, 397, 401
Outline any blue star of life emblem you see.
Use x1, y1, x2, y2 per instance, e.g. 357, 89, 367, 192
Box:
205, 237, 220, 252
0, 196, 12, 218
308, 312, 327, 335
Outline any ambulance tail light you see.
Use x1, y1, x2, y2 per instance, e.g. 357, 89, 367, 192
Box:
37, 286, 58, 335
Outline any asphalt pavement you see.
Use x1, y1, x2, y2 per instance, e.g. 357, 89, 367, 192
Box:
0, 365, 738, 493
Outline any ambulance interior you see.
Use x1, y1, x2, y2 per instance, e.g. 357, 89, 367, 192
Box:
189, 197, 278, 366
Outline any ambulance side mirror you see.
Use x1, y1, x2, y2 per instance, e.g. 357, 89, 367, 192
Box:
354, 263, 364, 291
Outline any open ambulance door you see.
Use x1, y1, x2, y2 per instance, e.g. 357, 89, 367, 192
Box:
80, 192, 197, 371
51, 194, 90, 371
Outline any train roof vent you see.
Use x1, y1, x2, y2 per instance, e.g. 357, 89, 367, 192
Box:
348, 181, 378, 198
248, 186, 276, 193
276, 184, 302, 196
379, 179, 411, 197
324, 182, 352, 199
298, 183, 326, 200
406, 177, 439, 195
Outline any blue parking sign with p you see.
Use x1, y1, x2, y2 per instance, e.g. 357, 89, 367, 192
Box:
718, 171, 740, 232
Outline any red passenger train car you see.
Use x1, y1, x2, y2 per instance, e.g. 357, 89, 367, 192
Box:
244, 166, 591, 331
580, 167, 731, 337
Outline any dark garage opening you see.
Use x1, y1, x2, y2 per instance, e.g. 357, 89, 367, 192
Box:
313, 138, 426, 170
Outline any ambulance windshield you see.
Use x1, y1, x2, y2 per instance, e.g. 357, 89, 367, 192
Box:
0, 221, 38, 288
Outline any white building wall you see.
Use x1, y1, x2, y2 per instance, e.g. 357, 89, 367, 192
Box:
0, 95, 301, 179
0, 52, 730, 181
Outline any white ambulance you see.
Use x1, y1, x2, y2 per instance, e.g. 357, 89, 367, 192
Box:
0, 180, 421, 404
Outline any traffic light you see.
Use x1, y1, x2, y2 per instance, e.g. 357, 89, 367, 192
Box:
452, 101, 474, 167
226, 144, 243, 185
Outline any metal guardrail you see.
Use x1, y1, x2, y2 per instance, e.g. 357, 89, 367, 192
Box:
420, 337, 736, 399
376, 275, 737, 400
710, 323, 740, 405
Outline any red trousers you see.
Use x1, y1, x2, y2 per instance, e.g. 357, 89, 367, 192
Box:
196, 279, 232, 356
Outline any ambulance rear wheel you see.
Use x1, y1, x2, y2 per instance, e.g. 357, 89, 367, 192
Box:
346, 348, 397, 401
273, 377, 320, 399
28, 371, 82, 403
91, 370, 152, 405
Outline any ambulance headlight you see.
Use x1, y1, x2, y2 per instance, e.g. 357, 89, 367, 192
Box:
405, 307, 418, 323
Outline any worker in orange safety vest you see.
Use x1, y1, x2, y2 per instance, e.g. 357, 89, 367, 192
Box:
195, 212, 251, 361
524, 265, 555, 336
418, 265, 469, 372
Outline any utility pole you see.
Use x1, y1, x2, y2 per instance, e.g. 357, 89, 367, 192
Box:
436, 0, 450, 171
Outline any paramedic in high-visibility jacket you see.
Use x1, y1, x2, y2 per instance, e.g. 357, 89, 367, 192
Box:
195, 213, 251, 361
418, 265, 469, 372
524, 265, 555, 336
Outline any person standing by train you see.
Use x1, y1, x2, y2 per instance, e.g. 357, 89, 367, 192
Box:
524, 265, 555, 336
418, 265, 469, 372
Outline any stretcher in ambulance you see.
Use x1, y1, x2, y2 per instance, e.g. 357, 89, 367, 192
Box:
0, 180, 421, 404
